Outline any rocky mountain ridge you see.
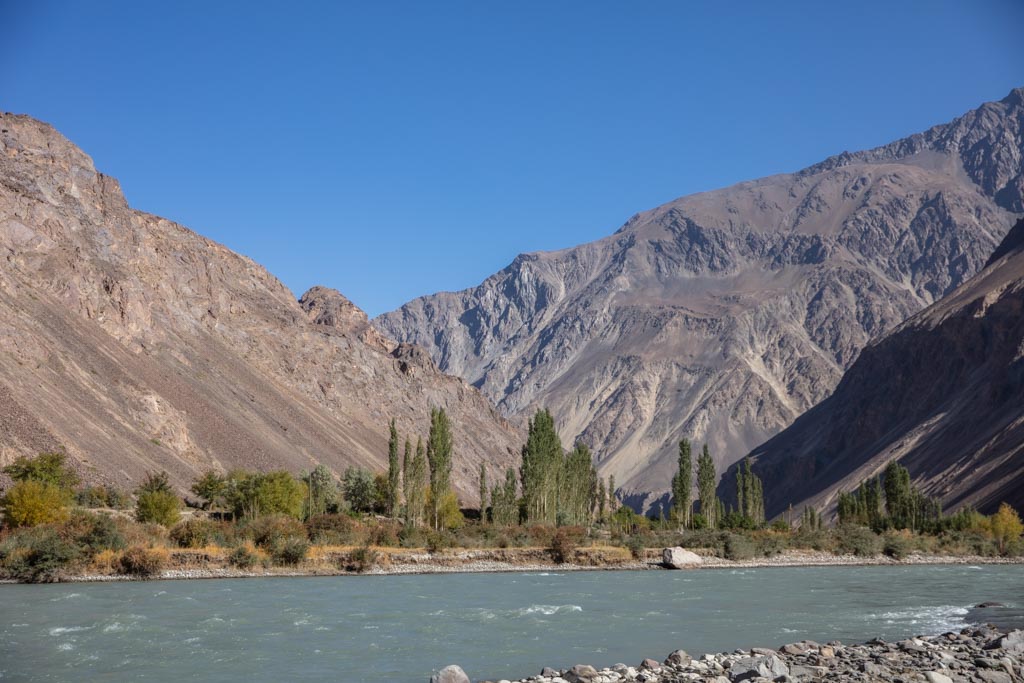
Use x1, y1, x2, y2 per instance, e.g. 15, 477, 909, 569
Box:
0, 113, 520, 498
723, 217, 1024, 516
375, 88, 1024, 505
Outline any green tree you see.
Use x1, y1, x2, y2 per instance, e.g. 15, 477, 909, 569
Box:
560, 441, 596, 526
227, 471, 306, 519
520, 408, 563, 524
597, 477, 607, 522
671, 439, 693, 527
426, 407, 454, 529
3, 451, 79, 491
696, 444, 718, 529
386, 419, 402, 518
608, 474, 617, 512
135, 490, 181, 526
407, 437, 428, 527
402, 438, 414, 525
734, 457, 764, 525
342, 467, 377, 513
137, 471, 173, 495
191, 470, 227, 511
490, 467, 519, 527
478, 463, 488, 522
303, 464, 338, 519
1, 480, 71, 528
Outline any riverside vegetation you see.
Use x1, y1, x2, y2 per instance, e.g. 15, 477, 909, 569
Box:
1, 410, 1022, 583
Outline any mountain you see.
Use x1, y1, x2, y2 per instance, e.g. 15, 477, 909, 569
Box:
0, 113, 520, 499
375, 88, 1024, 506
722, 218, 1024, 517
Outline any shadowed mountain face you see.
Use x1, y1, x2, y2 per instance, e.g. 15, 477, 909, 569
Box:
375, 89, 1024, 504
0, 114, 520, 499
723, 218, 1024, 517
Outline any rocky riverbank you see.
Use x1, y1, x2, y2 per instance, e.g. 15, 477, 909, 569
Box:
29, 547, 1024, 583
453, 625, 1023, 683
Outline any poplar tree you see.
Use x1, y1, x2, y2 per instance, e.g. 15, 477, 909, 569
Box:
671, 439, 693, 527
406, 437, 428, 527
478, 463, 488, 522
402, 438, 413, 525
597, 477, 607, 521
608, 474, 617, 512
561, 442, 597, 525
520, 409, 563, 524
696, 444, 718, 529
386, 419, 401, 518
427, 407, 454, 529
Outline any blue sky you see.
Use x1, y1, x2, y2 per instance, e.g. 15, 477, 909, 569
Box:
3, 1, 1022, 316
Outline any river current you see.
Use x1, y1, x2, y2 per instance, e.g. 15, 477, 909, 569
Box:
2, 564, 1021, 682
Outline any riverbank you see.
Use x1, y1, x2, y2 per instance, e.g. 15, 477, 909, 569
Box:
473, 623, 1023, 683
9, 546, 1019, 583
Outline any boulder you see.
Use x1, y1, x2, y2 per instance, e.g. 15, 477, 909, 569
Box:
430, 665, 470, 683
640, 657, 661, 670
664, 649, 691, 666
976, 602, 1007, 608
564, 664, 600, 683
924, 673, 953, 683
662, 547, 702, 569
728, 654, 789, 681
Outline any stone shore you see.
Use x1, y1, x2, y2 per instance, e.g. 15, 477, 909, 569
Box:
466, 626, 1023, 683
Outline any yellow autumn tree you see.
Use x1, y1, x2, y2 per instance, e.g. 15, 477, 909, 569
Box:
989, 503, 1023, 555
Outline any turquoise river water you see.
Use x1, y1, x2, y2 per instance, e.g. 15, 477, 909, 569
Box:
1, 564, 1021, 682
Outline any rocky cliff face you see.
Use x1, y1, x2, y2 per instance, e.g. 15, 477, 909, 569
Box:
375, 89, 1024, 503
724, 218, 1024, 516
0, 114, 520, 499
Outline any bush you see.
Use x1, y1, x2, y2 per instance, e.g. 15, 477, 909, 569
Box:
305, 513, 360, 545
227, 543, 259, 569
228, 470, 307, 519
426, 530, 453, 553
119, 546, 168, 578
269, 536, 309, 566
0, 527, 80, 582
550, 526, 584, 563
1, 480, 71, 528
755, 532, 788, 557
369, 523, 400, 547
835, 525, 882, 557
170, 518, 226, 548
769, 519, 791, 532
882, 531, 916, 560
69, 512, 126, 555
75, 485, 132, 509
398, 525, 426, 548
723, 533, 756, 561
626, 534, 645, 560
244, 514, 307, 550
345, 544, 378, 572
135, 490, 181, 527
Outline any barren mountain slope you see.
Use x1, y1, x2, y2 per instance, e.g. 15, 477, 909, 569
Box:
0, 113, 520, 499
722, 218, 1024, 517
376, 88, 1024, 504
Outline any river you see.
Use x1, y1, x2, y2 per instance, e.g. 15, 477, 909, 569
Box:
1, 564, 1021, 682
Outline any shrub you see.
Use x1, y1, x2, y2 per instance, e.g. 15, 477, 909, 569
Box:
1, 480, 71, 528
398, 525, 426, 548
269, 536, 309, 566
550, 526, 584, 564
135, 490, 181, 527
835, 525, 882, 557
426, 530, 453, 553
0, 527, 80, 582
305, 513, 360, 545
119, 546, 168, 578
882, 531, 916, 560
244, 514, 308, 550
626, 534, 645, 560
723, 533, 756, 561
769, 519, 791, 532
3, 451, 79, 490
75, 485, 132, 509
345, 544, 378, 572
755, 533, 788, 557
228, 544, 259, 570
72, 512, 126, 555
227, 471, 306, 519
169, 518, 225, 548
368, 523, 400, 547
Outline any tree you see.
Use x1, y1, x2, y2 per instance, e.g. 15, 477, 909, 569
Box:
520, 409, 563, 524
386, 419, 402, 518
990, 503, 1023, 555
303, 464, 338, 519
3, 451, 79, 491
478, 464, 488, 521
227, 471, 306, 519
696, 444, 718, 529
404, 437, 428, 527
491, 467, 519, 527
138, 471, 173, 495
734, 457, 764, 526
191, 470, 227, 511
1, 480, 71, 528
560, 442, 596, 526
342, 467, 377, 513
426, 407, 454, 529
597, 477, 607, 522
135, 489, 181, 526
608, 474, 617, 512
671, 439, 693, 527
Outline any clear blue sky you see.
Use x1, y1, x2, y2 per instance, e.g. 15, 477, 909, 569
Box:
3, 1, 1022, 316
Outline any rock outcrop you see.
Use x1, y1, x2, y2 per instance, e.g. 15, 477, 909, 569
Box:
376, 88, 1024, 504
0, 113, 520, 499
722, 218, 1024, 517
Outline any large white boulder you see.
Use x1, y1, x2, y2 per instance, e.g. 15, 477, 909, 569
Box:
662, 547, 703, 569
